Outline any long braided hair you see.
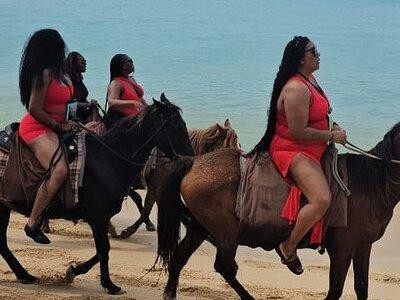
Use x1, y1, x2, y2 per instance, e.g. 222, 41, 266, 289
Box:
248, 36, 310, 155
109, 53, 130, 82
19, 29, 67, 110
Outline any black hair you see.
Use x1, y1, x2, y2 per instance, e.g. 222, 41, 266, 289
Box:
248, 36, 310, 155
66, 51, 83, 81
109, 53, 130, 82
19, 29, 67, 110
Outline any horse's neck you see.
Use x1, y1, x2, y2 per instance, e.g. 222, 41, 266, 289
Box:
95, 124, 154, 179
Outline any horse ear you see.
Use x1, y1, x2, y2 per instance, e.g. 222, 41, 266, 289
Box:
153, 98, 167, 111
160, 93, 169, 103
224, 119, 231, 128
216, 123, 226, 133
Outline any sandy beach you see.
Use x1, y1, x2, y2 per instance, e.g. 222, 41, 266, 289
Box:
1, 190, 400, 300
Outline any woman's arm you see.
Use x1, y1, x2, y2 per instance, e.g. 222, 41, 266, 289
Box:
28, 70, 61, 132
107, 80, 145, 110
283, 81, 333, 142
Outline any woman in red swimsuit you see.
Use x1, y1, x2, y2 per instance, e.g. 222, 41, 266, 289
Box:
250, 36, 347, 274
106, 54, 146, 120
19, 29, 75, 244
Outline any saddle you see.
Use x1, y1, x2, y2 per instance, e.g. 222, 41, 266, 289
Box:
236, 144, 349, 250
0, 122, 19, 153
0, 122, 78, 163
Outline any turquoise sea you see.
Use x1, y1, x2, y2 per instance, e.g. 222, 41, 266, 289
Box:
0, 0, 399, 150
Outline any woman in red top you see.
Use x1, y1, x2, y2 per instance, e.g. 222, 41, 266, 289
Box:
250, 36, 346, 274
19, 29, 75, 244
106, 54, 146, 121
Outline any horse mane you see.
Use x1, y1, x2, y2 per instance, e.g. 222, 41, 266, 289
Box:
346, 122, 400, 212
102, 102, 182, 141
189, 123, 239, 155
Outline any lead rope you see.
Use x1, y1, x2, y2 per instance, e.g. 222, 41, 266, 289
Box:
343, 141, 400, 164
330, 144, 351, 197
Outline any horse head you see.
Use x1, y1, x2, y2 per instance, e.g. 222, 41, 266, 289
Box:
146, 95, 193, 158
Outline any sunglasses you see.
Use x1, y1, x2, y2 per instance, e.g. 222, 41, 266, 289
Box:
305, 47, 319, 56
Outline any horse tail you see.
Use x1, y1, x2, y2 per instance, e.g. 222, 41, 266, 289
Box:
156, 156, 194, 270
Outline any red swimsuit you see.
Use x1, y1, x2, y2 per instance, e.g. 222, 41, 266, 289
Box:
19, 79, 74, 143
114, 77, 144, 117
269, 74, 330, 244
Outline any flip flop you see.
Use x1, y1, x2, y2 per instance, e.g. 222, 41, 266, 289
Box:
275, 244, 304, 275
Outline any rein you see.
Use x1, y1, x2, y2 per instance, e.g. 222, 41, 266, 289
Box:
74, 113, 181, 167
343, 141, 400, 165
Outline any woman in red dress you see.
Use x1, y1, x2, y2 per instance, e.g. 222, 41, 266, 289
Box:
250, 36, 347, 274
106, 54, 146, 120
18, 29, 75, 244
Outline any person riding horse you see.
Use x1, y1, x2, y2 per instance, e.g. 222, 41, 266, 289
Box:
65, 51, 100, 123
18, 29, 76, 244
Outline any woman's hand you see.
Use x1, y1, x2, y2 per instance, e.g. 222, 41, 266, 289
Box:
134, 101, 146, 111
332, 122, 342, 131
332, 128, 347, 144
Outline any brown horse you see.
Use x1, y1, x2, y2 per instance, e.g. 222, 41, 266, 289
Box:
112, 119, 240, 238
156, 122, 400, 300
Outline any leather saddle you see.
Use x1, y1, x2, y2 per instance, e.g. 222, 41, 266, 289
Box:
0, 122, 77, 163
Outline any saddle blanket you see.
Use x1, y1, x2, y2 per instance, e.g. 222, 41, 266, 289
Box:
235, 145, 349, 249
0, 131, 86, 209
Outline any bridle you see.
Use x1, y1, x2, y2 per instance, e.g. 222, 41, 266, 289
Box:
75, 112, 183, 167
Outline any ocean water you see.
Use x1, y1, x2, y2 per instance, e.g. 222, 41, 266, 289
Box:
0, 0, 399, 150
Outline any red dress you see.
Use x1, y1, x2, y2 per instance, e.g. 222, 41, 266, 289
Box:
269, 74, 330, 244
114, 76, 145, 117
19, 79, 74, 143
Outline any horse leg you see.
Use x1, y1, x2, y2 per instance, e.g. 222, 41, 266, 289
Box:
0, 205, 37, 284
353, 245, 372, 300
65, 255, 99, 283
90, 219, 123, 295
163, 228, 205, 299
325, 246, 353, 300
214, 243, 254, 300
119, 189, 155, 238
142, 190, 156, 231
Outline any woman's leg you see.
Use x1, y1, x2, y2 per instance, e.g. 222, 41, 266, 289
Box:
280, 153, 331, 258
25, 131, 68, 241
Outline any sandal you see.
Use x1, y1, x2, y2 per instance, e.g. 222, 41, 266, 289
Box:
275, 243, 303, 275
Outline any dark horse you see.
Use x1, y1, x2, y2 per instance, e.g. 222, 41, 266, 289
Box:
0, 99, 193, 295
112, 119, 240, 238
156, 122, 400, 300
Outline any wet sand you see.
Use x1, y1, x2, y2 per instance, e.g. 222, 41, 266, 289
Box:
1, 191, 400, 299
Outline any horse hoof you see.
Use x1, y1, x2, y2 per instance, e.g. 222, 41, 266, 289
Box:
146, 222, 156, 232
65, 266, 76, 284
118, 229, 131, 239
163, 295, 176, 300
106, 285, 125, 295
18, 274, 37, 284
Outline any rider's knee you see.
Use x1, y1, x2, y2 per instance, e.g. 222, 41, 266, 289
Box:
318, 191, 332, 211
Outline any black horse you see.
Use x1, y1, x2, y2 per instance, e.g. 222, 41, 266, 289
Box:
0, 99, 193, 295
